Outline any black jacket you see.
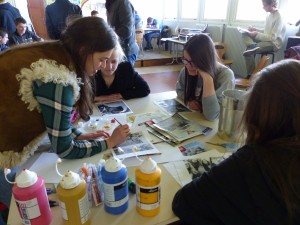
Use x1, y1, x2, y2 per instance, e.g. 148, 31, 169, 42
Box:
45, 0, 82, 39
0, 3, 21, 35
94, 61, 150, 99
106, 0, 138, 57
172, 145, 300, 225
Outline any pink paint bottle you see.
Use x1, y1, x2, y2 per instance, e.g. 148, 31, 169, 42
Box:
5, 168, 52, 225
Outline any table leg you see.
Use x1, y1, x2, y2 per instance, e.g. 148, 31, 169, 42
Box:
167, 42, 182, 65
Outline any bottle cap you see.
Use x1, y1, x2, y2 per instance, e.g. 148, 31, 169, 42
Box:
15, 169, 38, 188
59, 170, 81, 189
104, 157, 123, 172
140, 156, 157, 174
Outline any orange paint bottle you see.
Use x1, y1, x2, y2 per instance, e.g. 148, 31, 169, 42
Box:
135, 156, 161, 217
56, 171, 91, 225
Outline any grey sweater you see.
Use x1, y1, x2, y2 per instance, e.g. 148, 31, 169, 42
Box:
176, 63, 235, 121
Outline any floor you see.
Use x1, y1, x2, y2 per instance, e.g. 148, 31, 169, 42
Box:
135, 49, 183, 93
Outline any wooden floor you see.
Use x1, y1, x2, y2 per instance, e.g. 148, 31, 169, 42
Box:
141, 70, 180, 93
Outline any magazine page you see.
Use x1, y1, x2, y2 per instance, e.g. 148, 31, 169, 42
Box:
237, 27, 250, 34
154, 98, 191, 115
132, 111, 169, 127
153, 113, 212, 142
111, 131, 160, 159
163, 150, 231, 187
95, 100, 133, 116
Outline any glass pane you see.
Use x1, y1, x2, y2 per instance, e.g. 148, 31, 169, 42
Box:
181, 0, 198, 19
282, 0, 300, 24
236, 0, 265, 21
131, 0, 163, 24
204, 0, 228, 20
164, 0, 178, 19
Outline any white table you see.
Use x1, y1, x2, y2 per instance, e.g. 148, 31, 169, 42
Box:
8, 91, 226, 225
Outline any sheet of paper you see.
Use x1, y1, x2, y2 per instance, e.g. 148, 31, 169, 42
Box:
112, 131, 160, 159
163, 149, 231, 187
29, 152, 61, 183
154, 98, 191, 115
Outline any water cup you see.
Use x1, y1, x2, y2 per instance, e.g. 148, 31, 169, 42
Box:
218, 89, 246, 142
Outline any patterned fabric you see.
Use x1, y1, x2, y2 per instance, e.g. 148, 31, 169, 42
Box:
33, 81, 107, 159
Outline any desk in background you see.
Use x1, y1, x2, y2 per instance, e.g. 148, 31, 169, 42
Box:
286, 36, 300, 50
160, 37, 186, 64
161, 33, 210, 65
8, 91, 225, 225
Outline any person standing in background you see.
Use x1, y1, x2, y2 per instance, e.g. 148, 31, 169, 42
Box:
105, 0, 139, 65
134, 10, 143, 29
0, 0, 21, 35
45, 0, 82, 40
241, 0, 285, 75
9, 17, 43, 46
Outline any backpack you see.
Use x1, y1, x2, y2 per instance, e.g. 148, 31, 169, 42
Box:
284, 45, 300, 60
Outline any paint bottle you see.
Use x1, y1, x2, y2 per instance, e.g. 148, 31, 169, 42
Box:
101, 157, 128, 214
56, 170, 91, 225
4, 168, 52, 225
135, 156, 161, 217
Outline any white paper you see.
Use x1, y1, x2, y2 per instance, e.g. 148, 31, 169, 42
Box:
163, 149, 231, 187
112, 131, 160, 159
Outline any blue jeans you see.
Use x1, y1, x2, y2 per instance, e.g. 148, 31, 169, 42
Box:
144, 31, 160, 48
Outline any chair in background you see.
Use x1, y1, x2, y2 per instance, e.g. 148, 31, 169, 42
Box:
214, 42, 233, 67
235, 55, 270, 90
255, 51, 275, 64
135, 28, 144, 58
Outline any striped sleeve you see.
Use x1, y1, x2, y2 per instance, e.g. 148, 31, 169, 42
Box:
32, 81, 108, 159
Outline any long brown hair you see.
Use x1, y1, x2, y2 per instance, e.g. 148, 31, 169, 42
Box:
242, 59, 300, 223
183, 34, 218, 104
60, 17, 118, 120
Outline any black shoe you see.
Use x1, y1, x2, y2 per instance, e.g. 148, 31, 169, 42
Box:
143, 46, 153, 51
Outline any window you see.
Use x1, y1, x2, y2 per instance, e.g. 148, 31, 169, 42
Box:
235, 0, 265, 21
131, 0, 163, 23
180, 0, 198, 20
164, 0, 178, 19
281, 0, 300, 24
203, 0, 229, 20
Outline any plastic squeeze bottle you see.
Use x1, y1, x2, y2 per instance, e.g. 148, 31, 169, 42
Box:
56, 170, 91, 225
135, 156, 161, 217
5, 168, 52, 225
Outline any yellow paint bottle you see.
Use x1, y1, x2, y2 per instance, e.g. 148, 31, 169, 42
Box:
135, 156, 161, 217
56, 171, 91, 225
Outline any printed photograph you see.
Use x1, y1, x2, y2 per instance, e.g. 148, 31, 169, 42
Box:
154, 98, 191, 115
96, 100, 133, 116
184, 156, 226, 180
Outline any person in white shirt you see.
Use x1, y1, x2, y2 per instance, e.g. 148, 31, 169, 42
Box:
241, 0, 286, 74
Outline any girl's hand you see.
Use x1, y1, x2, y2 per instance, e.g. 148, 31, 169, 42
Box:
77, 130, 110, 140
94, 93, 122, 103
106, 124, 130, 148
248, 26, 256, 32
196, 69, 211, 79
248, 31, 258, 38
187, 100, 202, 111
